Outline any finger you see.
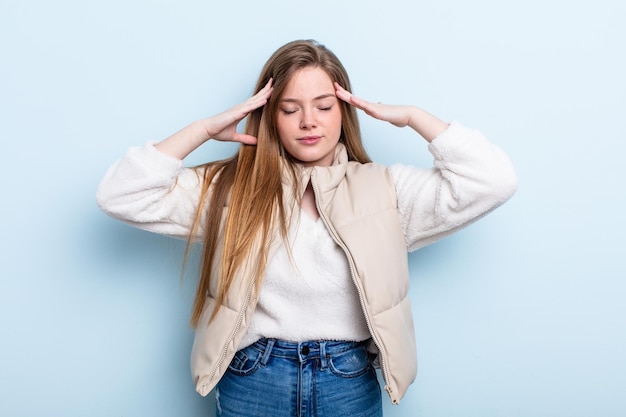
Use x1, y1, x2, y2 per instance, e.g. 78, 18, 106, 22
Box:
254, 78, 274, 101
347, 94, 377, 117
349, 95, 372, 111
334, 82, 375, 113
334, 82, 352, 103
233, 133, 258, 145
241, 79, 274, 113
227, 92, 270, 123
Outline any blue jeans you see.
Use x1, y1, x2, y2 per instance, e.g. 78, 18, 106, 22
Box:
215, 338, 382, 417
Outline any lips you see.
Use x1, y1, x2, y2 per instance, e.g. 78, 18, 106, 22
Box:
297, 135, 322, 145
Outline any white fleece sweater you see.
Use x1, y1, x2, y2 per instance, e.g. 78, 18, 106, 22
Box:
239, 210, 370, 348
96, 122, 518, 347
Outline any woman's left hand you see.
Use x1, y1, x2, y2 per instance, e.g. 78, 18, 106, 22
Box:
334, 82, 448, 142
334, 83, 413, 128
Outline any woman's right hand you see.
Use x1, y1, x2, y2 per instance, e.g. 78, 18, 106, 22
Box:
204, 79, 273, 145
155, 79, 273, 160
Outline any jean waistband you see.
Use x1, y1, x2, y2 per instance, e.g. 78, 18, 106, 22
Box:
251, 338, 369, 364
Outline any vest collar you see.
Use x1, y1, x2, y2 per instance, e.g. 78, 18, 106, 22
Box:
280, 143, 350, 194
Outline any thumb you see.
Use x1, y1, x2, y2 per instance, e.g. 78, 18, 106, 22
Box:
234, 133, 258, 145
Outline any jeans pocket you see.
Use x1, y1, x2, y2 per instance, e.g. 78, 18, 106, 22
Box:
227, 345, 263, 376
328, 346, 371, 378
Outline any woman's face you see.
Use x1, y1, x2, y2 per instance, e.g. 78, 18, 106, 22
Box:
276, 66, 342, 167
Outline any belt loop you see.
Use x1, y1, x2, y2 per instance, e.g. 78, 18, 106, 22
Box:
319, 341, 328, 370
260, 338, 275, 366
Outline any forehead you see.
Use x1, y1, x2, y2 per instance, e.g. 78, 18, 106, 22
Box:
282, 67, 334, 99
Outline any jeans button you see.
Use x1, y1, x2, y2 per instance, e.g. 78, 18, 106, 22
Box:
301, 345, 310, 355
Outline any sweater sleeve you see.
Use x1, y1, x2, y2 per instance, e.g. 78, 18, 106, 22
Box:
95, 143, 206, 240
389, 122, 518, 252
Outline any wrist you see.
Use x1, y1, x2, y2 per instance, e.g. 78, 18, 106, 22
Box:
407, 107, 448, 142
405, 106, 422, 128
192, 119, 215, 143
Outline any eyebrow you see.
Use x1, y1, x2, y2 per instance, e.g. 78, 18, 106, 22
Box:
280, 93, 336, 103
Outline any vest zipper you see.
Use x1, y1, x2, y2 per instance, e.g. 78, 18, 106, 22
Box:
200, 200, 288, 394
309, 171, 397, 404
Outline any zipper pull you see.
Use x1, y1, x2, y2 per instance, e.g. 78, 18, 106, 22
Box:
385, 385, 399, 404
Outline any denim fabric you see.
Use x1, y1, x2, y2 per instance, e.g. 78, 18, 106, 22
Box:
215, 338, 382, 417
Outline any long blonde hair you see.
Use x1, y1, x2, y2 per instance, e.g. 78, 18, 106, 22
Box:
188, 39, 371, 327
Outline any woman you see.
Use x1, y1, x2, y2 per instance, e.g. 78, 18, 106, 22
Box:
97, 39, 517, 416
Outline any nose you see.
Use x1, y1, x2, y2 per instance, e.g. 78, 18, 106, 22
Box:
300, 108, 317, 129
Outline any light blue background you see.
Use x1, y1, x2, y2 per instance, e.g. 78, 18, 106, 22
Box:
1, 0, 624, 416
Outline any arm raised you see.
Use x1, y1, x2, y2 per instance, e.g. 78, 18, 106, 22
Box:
156, 79, 273, 159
